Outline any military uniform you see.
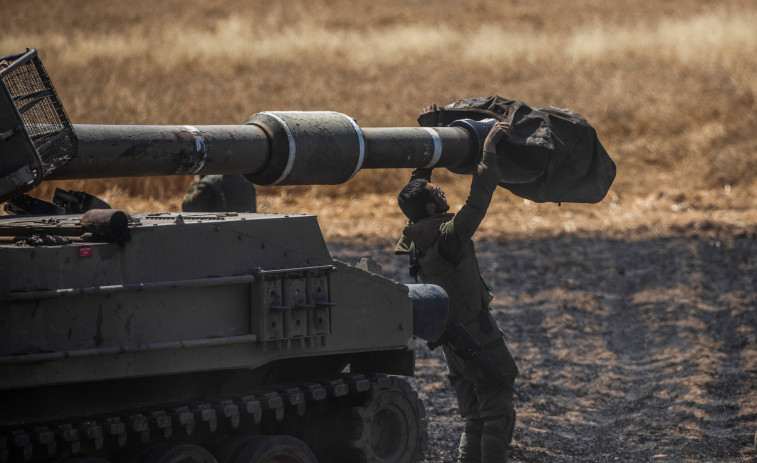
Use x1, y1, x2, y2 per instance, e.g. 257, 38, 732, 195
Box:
396, 150, 518, 463
182, 175, 257, 213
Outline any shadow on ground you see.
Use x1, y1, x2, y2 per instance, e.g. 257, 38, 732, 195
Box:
330, 234, 757, 462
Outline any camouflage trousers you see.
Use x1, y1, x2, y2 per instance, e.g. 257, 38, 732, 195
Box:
443, 329, 518, 463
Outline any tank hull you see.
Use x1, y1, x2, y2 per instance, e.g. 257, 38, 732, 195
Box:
0, 212, 415, 394
0, 213, 430, 463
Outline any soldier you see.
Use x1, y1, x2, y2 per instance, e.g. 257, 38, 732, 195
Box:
396, 114, 518, 463
182, 174, 257, 213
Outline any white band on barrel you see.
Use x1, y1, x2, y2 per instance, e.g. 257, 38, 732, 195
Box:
183, 125, 208, 174
261, 112, 296, 186
341, 113, 366, 182
422, 127, 442, 168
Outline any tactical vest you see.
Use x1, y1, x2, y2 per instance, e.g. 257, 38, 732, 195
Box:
413, 223, 493, 326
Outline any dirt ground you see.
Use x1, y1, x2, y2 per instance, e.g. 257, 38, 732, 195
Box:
331, 226, 757, 462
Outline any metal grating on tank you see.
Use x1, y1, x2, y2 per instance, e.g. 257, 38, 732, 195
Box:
0, 49, 77, 176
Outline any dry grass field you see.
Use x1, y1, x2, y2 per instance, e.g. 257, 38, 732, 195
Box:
2, 0, 755, 244
2, 1, 756, 461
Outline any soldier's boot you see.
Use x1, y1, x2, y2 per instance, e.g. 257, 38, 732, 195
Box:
481, 412, 516, 463
457, 418, 483, 463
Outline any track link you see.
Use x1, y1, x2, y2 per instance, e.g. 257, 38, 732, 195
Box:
0, 373, 417, 463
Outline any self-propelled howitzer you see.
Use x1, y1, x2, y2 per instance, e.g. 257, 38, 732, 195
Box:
1, 49, 467, 463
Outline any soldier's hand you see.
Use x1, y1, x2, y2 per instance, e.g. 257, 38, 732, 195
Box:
417, 104, 439, 127
420, 104, 437, 116
483, 122, 511, 153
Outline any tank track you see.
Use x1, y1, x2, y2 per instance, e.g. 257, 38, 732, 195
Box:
0, 373, 423, 463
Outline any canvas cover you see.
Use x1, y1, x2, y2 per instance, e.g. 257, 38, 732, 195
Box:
419, 96, 616, 204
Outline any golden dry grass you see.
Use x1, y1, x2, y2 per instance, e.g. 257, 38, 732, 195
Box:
1, 0, 755, 244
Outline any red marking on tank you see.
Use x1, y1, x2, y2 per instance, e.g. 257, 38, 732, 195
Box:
79, 247, 92, 257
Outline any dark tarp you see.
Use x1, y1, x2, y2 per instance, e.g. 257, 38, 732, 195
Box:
419, 96, 616, 204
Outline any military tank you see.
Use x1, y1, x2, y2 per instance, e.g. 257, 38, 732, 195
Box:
0, 49, 504, 463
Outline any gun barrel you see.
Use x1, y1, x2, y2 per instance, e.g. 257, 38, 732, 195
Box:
47, 112, 481, 184
49, 124, 271, 179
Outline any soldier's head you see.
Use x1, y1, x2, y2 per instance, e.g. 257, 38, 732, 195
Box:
397, 179, 449, 221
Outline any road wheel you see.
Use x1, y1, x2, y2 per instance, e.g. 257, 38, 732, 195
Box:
350, 377, 427, 463
214, 435, 317, 463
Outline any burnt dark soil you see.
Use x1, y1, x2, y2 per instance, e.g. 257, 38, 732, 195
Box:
331, 232, 757, 462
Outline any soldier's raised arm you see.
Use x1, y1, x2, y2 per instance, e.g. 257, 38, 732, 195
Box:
438, 122, 511, 262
